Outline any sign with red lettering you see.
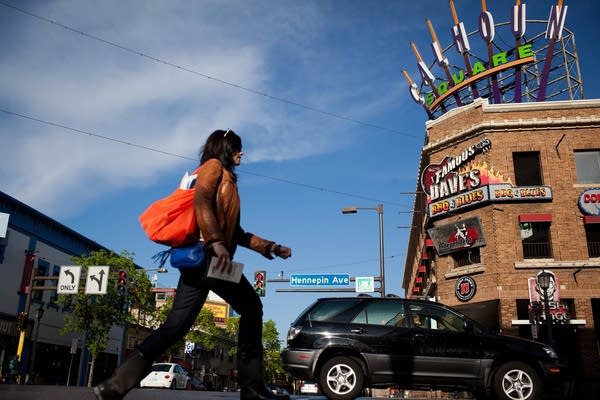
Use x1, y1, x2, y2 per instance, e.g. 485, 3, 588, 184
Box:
578, 188, 600, 216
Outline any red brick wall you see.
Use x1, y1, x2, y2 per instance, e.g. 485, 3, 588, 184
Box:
406, 99, 600, 378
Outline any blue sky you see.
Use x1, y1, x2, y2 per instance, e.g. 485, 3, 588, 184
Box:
1, 0, 599, 343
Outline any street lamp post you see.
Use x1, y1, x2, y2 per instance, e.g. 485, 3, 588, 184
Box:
146, 267, 168, 287
342, 204, 386, 297
29, 305, 45, 383
537, 270, 554, 346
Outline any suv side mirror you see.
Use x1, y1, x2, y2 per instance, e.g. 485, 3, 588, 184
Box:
464, 320, 474, 333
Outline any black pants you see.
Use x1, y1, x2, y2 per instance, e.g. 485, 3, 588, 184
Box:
138, 262, 264, 387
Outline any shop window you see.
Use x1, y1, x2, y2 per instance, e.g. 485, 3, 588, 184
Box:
521, 222, 553, 259
452, 247, 481, 267
513, 151, 543, 185
585, 223, 600, 258
574, 150, 600, 184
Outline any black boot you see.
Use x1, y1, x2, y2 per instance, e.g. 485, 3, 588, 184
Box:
93, 351, 152, 400
237, 345, 290, 400
241, 386, 290, 400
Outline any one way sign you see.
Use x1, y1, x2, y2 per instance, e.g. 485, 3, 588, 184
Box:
85, 266, 110, 295
57, 266, 82, 294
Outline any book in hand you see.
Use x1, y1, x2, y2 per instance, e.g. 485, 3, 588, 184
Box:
207, 257, 243, 283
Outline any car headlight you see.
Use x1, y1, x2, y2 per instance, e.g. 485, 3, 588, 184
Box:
287, 326, 302, 342
542, 346, 558, 359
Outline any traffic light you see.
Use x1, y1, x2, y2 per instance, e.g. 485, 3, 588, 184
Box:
253, 270, 266, 297
117, 270, 128, 295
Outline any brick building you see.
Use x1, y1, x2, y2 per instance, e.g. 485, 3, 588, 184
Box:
403, 98, 600, 383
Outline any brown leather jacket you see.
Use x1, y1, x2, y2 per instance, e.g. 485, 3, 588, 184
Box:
194, 158, 275, 259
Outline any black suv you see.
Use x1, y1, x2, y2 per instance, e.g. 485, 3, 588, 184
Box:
281, 296, 563, 400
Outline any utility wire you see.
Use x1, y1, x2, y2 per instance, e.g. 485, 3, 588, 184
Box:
286, 253, 403, 274
0, 1, 419, 140
0, 107, 413, 208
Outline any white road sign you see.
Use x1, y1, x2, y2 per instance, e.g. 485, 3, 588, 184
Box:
0, 212, 9, 238
85, 266, 110, 295
355, 276, 375, 293
57, 266, 82, 294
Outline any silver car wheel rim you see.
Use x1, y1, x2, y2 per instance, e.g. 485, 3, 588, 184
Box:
326, 363, 356, 395
501, 368, 534, 400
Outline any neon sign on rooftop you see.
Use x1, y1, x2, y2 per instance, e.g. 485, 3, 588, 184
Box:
403, 0, 582, 119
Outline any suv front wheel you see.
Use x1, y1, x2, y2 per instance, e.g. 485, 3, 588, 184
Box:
319, 356, 364, 400
492, 361, 541, 400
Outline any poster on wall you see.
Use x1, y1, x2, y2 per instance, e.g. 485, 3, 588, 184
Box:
427, 216, 486, 256
528, 270, 560, 304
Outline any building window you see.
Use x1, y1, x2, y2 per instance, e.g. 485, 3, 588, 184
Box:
521, 222, 553, 259
156, 292, 167, 301
33, 262, 49, 302
452, 247, 481, 267
574, 150, 600, 184
49, 265, 60, 303
0, 232, 8, 264
585, 223, 600, 258
513, 151, 543, 185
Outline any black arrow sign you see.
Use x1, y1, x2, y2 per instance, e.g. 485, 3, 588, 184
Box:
90, 269, 105, 291
64, 269, 75, 284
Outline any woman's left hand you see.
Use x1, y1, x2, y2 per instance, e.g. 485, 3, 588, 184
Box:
275, 245, 292, 259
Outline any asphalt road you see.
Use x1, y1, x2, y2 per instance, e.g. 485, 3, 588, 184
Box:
0, 385, 436, 400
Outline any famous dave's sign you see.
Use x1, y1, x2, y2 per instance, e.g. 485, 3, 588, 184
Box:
403, 1, 578, 119
421, 138, 553, 218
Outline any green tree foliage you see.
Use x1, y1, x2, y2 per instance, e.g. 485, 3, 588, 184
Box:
57, 250, 154, 386
262, 320, 285, 384
188, 308, 220, 350
225, 316, 240, 357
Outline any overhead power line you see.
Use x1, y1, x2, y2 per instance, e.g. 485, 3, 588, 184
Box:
0, 107, 410, 207
0, 1, 419, 139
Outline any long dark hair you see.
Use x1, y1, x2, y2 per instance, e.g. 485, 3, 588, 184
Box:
200, 129, 242, 180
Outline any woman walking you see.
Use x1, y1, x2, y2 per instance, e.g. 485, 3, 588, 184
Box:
94, 129, 292, 400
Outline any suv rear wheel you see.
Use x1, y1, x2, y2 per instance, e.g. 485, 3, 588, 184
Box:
492, 361, 541, 400
319, 356, 364, 400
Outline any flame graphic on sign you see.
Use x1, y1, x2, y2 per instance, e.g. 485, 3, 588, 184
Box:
458, 161, 512, 186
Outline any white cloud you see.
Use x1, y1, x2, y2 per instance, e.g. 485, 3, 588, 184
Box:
0, 0, 403, 216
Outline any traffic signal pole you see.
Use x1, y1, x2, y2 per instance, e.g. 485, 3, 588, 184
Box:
15, 256, 37, 367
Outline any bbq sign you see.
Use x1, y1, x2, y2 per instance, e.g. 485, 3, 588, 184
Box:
422, 138, 553, 218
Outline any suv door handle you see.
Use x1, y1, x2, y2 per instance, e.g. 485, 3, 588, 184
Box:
350, 328, 367, 334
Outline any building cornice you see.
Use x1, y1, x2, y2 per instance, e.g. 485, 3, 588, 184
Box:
424, 99, 600, 153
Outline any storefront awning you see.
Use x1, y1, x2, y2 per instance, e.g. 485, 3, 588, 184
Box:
519, 213, 552, 223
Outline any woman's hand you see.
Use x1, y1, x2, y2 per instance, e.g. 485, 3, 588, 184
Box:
211, 242, 232, 273
274, 245, 292, 259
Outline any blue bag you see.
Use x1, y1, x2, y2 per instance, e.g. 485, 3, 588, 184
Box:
152, 242, 206, 270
